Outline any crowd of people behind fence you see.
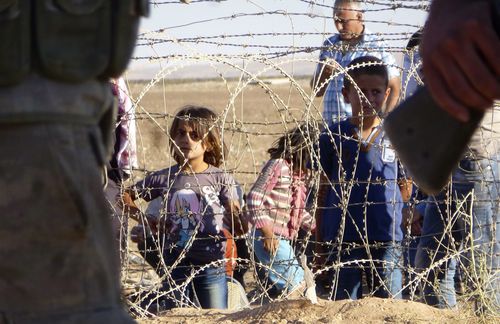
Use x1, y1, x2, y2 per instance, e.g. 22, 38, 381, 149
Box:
110, 0, 499, 317
3, 0, 497, 322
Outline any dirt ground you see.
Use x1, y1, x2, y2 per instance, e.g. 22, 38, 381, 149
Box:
135, 298, 476, 324
124, 79, 489, 324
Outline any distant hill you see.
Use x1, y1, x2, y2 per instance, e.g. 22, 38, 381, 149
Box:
126, 52, 403, 81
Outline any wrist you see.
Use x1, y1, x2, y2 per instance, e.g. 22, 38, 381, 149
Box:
259, 224, 275, 237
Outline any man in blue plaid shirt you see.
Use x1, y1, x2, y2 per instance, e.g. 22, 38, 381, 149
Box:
311, 0, 401, 125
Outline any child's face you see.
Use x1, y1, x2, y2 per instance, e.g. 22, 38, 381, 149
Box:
342, 74, 391, 118
173, 121, 208, 165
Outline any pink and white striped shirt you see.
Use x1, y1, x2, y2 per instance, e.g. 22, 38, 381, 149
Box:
246, 159, 314, 239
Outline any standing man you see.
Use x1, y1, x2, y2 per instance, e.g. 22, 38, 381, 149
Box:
0, 1, 148, 322
311, 0, 400, 125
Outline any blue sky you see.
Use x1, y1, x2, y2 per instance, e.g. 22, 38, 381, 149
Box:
129, 0, 428, 78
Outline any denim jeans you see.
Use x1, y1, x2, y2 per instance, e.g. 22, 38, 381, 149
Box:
416, 157, 500, 312
402, 235, 420, 295
253, 229, 305, 294
160, 250, 228, 309
415, 196, 459, 308
330, 242, 403, 300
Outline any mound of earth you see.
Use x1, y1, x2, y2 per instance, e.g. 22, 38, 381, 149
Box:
137, 297, 475, 323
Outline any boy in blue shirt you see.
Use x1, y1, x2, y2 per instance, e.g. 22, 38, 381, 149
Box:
314, 56, 412, 300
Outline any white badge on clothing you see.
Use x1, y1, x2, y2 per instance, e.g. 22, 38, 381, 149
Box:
381, 138, 396, 163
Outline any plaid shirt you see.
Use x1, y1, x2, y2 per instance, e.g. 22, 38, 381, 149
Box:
317, 28, 400, 124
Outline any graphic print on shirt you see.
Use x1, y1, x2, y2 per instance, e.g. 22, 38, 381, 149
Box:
169, 188, 204, 248
201, 185, 225, 234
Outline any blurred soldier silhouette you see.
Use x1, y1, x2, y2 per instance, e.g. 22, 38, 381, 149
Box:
0, 1, 148, 322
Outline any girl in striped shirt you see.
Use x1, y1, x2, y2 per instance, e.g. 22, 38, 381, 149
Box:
246, 124, 316, 298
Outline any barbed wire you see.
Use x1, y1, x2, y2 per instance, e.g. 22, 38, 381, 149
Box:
299, 0, 430, 11
114, 0, 500, 319
140, 12, 422, 35
150, 0, 429, 9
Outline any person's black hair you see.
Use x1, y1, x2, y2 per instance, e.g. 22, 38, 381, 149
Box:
267, 123, 317, 172
343, 56, 389, 90
406, 29, 423, 50
169, 105, 226, 167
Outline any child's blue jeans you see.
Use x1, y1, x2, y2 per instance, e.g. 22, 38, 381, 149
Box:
416, 157, 500, 312
330, 242, 403, 300
402, 201, 426, 295
253, 229, 305, 294
161, 250, 227, 309
402, 235, 420, 294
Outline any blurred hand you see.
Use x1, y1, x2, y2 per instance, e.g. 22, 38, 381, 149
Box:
263, 235, 279, 255
144, 214, 160, 233
410, 210, 423, 236
321, 60, 337, 79
260, 225, 279, 255
422, 0, 500, 122
402, 207, 423, 236
119, 191, 134, 210
130, 225, 147, 244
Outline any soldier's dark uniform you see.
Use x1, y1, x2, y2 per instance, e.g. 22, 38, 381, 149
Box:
0, 1, 148, 322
